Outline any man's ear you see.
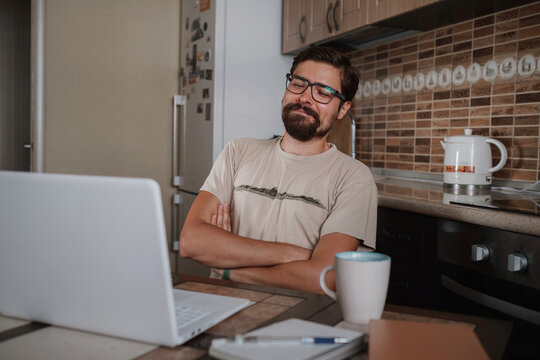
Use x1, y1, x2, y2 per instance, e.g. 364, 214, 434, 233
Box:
337, 101, 351, 120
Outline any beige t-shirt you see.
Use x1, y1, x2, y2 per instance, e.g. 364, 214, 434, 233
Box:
201, 137, 377, 251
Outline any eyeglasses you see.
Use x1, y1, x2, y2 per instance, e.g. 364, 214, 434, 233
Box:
285, 73, 346, 104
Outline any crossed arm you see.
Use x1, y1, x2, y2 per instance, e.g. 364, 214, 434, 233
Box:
179, 191, 370, 294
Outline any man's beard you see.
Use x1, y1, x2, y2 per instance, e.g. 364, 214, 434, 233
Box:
281, 102, 333, 141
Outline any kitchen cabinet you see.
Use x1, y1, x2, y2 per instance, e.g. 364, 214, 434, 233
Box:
340, 0, 369, 34
309, 0, 335, 45
284, 0, 538, 54
376, 207, 440, 308
282, 0, 309, 54
367, 0, 434, 23
282, 0, 368, 54
310, 0, 368, 44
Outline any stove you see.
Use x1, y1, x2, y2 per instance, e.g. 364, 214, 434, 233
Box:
443, 189, 540, 216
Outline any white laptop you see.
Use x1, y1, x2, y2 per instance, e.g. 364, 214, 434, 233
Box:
0, 171, 251, 347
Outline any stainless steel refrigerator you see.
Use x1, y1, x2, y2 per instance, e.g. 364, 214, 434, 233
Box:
31, 0, 291, 276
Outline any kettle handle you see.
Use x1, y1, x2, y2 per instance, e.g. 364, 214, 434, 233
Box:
486, 138, 507, 173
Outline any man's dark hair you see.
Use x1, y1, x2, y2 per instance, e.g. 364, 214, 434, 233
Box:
289, 46, 359, 102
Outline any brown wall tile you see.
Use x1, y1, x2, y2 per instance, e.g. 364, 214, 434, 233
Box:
496, 8, 519, 22
492, 94, 515, 105
475, 15, 494, 28
470, 117, 490, 127
474, 37, 495, 49
453, 41, 472, 52
493, 83, 516, 94
454, 20, 473, 33
451, 99, 470, 108
519, 13, 540, 28
496, 19, 518, 33
494, 42, 517, 56
516, 92, 540, 103
518, 24, 540, 40
495, 31, 518, 44
515, 126, 540, 136
515, 115, 540, 125
471, 97, 491, 106
349, 3, 540, 182
474, 26, 494, 38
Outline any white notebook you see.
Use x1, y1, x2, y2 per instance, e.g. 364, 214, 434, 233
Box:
209, 318, 365, 360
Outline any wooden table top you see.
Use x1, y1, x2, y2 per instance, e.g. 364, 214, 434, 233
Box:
0, 274, 512, 360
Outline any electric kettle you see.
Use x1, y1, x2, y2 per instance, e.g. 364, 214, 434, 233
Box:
440, 129, 507, 190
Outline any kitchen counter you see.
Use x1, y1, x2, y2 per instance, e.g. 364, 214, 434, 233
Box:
374, 175, 540, 236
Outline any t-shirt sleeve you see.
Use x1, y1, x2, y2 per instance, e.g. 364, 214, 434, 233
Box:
200, 140, 238, 204
320, 168, 378, 249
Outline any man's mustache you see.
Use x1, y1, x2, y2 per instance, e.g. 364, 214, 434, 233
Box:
283, 103, 320, 122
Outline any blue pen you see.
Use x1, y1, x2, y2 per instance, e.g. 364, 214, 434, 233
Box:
235, 335, 351, 344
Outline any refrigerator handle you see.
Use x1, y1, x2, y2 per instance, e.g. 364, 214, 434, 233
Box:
171, 193, 182, 254
172, 95, 186, 187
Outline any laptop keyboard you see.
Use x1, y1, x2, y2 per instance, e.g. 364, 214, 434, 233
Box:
175, 304, 212, 330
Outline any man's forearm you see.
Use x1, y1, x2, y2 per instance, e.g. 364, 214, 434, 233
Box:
228, 260, 333, 294
227, 239, 373, 293
179, 221, 311, 269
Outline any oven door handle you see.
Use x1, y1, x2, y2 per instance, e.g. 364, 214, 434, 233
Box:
441, 275, 540, 325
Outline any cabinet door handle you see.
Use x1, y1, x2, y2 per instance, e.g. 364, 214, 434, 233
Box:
333, 0, 340, 31
326, 2, 333, 33
299, 15, 306, 43
172, 95, 186, 187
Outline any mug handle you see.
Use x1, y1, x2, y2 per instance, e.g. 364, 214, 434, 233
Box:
319, 265, 337, 300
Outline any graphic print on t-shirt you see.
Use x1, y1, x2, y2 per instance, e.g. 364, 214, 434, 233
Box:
234, 185, 326, 210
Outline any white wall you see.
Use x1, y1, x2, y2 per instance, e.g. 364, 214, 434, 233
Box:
213, 0, 293, 160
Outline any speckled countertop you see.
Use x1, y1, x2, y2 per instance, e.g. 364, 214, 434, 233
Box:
374, 175, 540, 237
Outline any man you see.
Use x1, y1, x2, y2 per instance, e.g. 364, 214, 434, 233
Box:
180, 46, 377, 294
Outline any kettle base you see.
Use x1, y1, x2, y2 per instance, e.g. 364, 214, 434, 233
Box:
443, 183, 491, 195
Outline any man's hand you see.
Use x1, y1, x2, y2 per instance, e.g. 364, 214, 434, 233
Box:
210, 203, 232, 232
228, 232, 366, 294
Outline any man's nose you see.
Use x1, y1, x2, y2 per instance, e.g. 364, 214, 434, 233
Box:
298, 86, 313, 103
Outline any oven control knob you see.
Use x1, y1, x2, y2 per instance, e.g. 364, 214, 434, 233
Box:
471, 244, 489, 262
507, 253, 528, 272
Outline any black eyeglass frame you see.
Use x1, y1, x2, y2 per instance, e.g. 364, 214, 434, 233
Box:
285, 73, 347, 104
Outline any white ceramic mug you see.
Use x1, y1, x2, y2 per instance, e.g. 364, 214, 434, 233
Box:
319, 251, 391, 325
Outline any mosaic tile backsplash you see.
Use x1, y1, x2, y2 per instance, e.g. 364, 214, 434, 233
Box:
350, 2, 540, 182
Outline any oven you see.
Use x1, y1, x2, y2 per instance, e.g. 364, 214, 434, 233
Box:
437, 218, 540, 358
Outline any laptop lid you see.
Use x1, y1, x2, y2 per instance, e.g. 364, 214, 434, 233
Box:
0, 171, 181, 346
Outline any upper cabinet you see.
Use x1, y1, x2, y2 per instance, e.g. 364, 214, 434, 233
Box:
341, 0, 369, 34
283, 0, 512, 54
367, 0, 434, 23
282, 0, 309, 55
283, 0, 368, 54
